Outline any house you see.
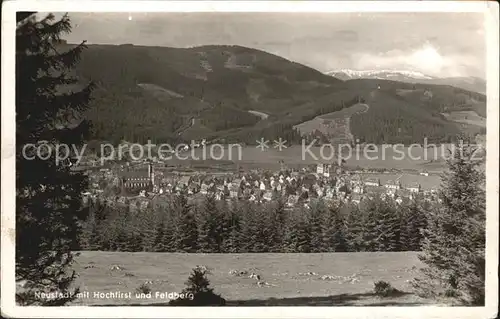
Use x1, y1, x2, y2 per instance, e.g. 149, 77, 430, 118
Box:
270, 179, 279, 189
200, 183, 209, 195
275, 183, 282, 192
230, 178, 242, 187
316, 163, 324, 175
176, 176, 191, 190
352, 180, 364, 194
187, 182, 200, 194
215, 191, 224, 201
263, 190, 273, 202
316, 163, 331, 177
338, 191, 347, 200
286, 195, 299, 207
406, 183, 421, 193
229, 183, 240, 198
351, 194, 363, 204
385, 180, 401, 190
364, 178, 381, 187
325, 187, 335, 199
316, 188, 324, 197
259, 181, 266, 191
117, 196, 128, 205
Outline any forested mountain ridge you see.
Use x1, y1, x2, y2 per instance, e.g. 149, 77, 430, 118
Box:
59, 43, 486, 145
328, 69, 486, 95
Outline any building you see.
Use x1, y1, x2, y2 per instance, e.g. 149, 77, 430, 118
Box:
316, 163, 331, 177
229, 183, 240, 198
120, 163, 154, 190
176, 175, 191, 191
385, 180, 402, 190
351, 194, 363, 204
364, 178, 381, 187
406, 183, 421, 193
199, 183, 209, 194
287, 195, 299, 207
263, 190, 273, 202
259, 181, 266, 191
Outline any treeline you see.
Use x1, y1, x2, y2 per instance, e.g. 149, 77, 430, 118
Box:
79, 194, 430, 253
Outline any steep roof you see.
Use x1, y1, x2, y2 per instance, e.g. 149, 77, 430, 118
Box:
120, 169, 149, 179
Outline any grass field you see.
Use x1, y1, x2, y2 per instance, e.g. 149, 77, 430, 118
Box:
180, 144, 451, 172
70, 251, 439, 306
441, 111, 486, 128
293, 103, 369, 145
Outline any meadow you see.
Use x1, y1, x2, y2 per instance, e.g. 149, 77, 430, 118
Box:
292, 103, 370, 145
71, 251, 437, 306
441, 110, 486, 128
178, 144, 453, 172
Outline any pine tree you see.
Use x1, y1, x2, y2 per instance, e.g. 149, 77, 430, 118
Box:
79, 203, 102, 250
400, 196, 428, 251
16, 13, 94, 305
173, 193, 198, 252
361, 200, 379, 252
197, 195, 222, 253
221, 203, 241, 253
265, 197, 287, 252
239, 202, 267, 252
330, 204, 349, 252
344, 205, 364, 252
308, 199, 326, 252
153, 221, 167, 252
283, 209, 311, 253
374, 198, 400, 251
413, 141, 486, 305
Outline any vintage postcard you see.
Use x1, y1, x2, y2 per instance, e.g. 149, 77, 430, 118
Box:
1, 1, 498, 318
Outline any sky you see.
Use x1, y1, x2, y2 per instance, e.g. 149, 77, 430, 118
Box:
63, 12, 486, 78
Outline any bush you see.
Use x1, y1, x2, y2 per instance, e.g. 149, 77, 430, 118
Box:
135, 283, 152, 294
373, 280, 400, 297
169, 266, 226, 306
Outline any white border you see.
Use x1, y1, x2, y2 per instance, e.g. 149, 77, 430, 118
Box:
1, 1, 498, 318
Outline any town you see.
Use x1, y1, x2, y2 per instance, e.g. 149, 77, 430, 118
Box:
77, 151, 439, 212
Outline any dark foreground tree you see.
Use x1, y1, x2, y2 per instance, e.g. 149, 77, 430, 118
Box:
413, 140, 486, 305
169, 266, 226, 306
16, 13, 93, 305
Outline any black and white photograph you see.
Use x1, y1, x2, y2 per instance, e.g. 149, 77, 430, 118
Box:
1, 1, 498, 318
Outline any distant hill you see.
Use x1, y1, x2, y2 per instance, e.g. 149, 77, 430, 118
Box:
327, 69, 486, 94
62, 43, 350, 144
61, 43, 486, 146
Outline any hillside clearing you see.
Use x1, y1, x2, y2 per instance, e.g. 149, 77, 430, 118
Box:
293, 103, 369, 144
71, 251, 437, 306
137, 83, 184, 99
441, 110, 486, 128
248, 110, 269, 120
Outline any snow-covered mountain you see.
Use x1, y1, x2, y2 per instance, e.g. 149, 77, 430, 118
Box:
327, 69, 486, 94
327, 69, 435, 81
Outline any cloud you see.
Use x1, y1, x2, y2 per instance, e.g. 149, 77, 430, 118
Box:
353, 43, 481, 77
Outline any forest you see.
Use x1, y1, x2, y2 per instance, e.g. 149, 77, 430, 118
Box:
79, 193, 429, 253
